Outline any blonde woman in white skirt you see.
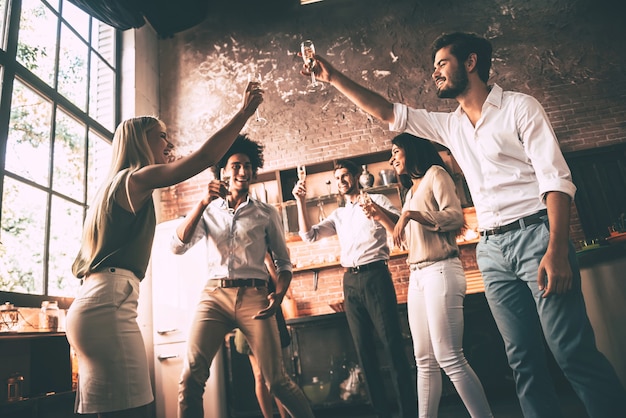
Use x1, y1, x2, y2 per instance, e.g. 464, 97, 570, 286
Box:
66, 82, 263, 418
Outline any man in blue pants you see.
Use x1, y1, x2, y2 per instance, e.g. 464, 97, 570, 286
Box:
301, 31, 626, 418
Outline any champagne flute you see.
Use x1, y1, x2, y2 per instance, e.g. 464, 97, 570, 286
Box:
300, 40, 318, 89
359, 189, 375, 224
220, 167, 231, 196
297, 164, 307, 182
220, 167, 231, 184
248, 73, 267, 125
359, 189, 372, 206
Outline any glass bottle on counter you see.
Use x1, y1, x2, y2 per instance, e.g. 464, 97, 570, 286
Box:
317, 200, 326, 222
40, 300, 59, 332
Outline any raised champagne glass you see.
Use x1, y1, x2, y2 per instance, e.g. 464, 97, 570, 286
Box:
359, 189, 375, 225
300, 40, 318, 90
317, 200, 326, 222
248, 73, 267, 125
297, 164, 307, 182
220, 167, 231, 196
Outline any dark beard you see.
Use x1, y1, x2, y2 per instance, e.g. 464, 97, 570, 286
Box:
436, 67, 469, 99
339, 182, 358, 196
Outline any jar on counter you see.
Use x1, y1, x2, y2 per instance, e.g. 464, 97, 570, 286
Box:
40, 300, 59, 332
0, 302, 20, 332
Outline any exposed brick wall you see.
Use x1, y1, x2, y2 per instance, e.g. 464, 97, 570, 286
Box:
542, 80, 626, 153
156, 0, 626, 315
542, 79, 626, 244
288, 243, 482, 317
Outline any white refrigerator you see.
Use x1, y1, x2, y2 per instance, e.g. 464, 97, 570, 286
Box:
151, 219, 227, 418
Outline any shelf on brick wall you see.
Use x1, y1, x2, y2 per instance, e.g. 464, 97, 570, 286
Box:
292, 242, 479, 273
251, 149, 473, 240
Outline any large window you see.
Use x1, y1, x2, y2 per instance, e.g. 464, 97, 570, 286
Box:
0, 0, 119, 306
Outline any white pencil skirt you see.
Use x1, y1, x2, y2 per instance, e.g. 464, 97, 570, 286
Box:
66, 267, 154, 414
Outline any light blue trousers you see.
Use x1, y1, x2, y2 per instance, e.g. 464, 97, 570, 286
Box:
477, 219, 626, 418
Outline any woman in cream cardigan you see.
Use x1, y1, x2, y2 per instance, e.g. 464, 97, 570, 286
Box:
390, 133, 493, 418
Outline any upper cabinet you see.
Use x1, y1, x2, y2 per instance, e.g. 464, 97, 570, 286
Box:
248, 149, 473, 240
565, 143, 626, 240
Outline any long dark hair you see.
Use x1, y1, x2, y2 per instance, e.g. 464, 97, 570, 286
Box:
393, 133, 466, 237
392, 133, 451, 190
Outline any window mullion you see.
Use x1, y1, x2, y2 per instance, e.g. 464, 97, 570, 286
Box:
0, 0, 24, 224
1, 0, 119, 302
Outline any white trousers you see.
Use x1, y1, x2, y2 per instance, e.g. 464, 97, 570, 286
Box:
408, 258, 493, 418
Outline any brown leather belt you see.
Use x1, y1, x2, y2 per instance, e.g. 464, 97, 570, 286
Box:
480, 209, 548, 237
344, 260, 388, 274
208, 278, 267, 288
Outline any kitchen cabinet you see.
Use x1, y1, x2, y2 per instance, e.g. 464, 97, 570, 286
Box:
286, 312, 381, 411
285, 296, 512, 405
223, 314, 373, 418
578, 244, 626, 388
223, 294, 512, 417
223, 335, 297, 418
0, 333, 74, 417
150, 219, 227, 418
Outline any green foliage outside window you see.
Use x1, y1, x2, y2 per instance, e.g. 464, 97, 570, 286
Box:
1, 0, 118, 301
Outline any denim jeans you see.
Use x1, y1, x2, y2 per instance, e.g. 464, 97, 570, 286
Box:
477, 219, 626, 418
408, 258, 492, 418
178, 285, 314, 418
343, 265, 418, 418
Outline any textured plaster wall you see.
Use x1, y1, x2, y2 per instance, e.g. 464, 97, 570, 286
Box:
159, 0, 625, 159
156, 0, 626, 315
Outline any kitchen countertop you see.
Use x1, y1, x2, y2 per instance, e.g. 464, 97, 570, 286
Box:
576, 241, 626, 268
286, 293, 489, 325
0, 331, 66, 339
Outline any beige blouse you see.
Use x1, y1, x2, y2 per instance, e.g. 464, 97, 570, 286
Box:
403, 165, 464, 267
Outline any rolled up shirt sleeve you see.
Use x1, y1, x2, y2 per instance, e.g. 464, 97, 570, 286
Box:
267, 205, 293, 275
170, 221, 206, 255
390, 102, 408, 132
519, 96, 577, 202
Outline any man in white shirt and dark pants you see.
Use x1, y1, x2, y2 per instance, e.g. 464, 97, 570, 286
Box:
300, 32, 626, 417
293, 159, 418, 418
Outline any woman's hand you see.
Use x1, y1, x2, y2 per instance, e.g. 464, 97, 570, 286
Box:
393, 212, 410, 248
359, 197, 379, 220
241, 81, 264, 118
